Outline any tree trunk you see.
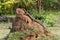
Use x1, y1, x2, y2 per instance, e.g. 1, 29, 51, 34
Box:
37, 0, 42, 14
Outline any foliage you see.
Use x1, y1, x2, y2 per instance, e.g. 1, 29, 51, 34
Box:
41, 12, 56, 26
0, 0, 60, 15
0, 0, 15, 15
0, 0, 58, 26
0, 0, 37, 16
8, 31, 28, 40
42, 0, 60, 10
29, 9, 40, 19
32, 10, 56, 26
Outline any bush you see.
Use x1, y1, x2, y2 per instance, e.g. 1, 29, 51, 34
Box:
42, 0, 60, 10
32, 10, 56, 27
41, 12, 56, 26
0, 0, 37, 16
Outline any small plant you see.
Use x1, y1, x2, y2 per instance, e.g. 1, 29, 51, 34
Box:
32, 10, 56, 27
41, 12, 56, 27
8, 31, 28, 40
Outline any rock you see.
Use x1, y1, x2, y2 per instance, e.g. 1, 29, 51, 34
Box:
0, 16, 14, 22
0, 16, 8, 22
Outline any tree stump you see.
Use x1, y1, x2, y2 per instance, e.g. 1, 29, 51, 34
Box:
11, 8, 50, 40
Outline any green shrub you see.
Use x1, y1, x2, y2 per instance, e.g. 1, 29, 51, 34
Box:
0, 0, 37, 16
31, 10, 56, 27
41, 12, 56, 26
0, 0, 60, 16
42, 0, 60, 10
